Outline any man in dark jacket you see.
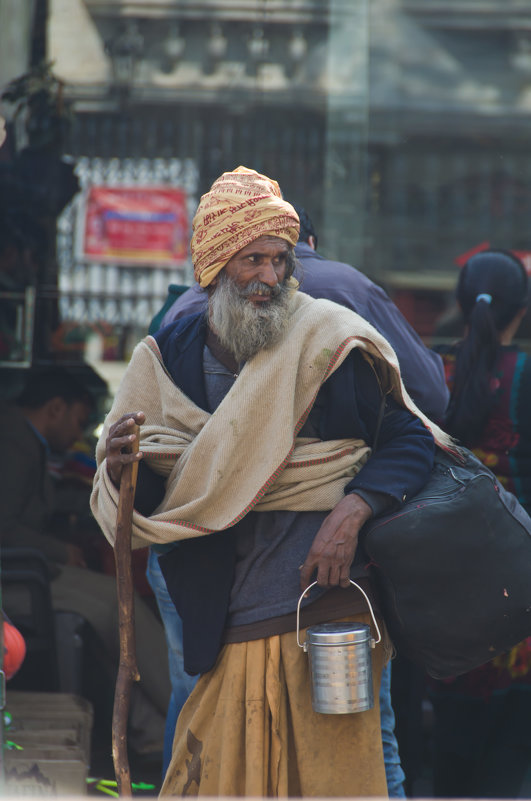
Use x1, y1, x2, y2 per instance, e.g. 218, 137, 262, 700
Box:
92, 166, 442, 796
149, 203, 449, 789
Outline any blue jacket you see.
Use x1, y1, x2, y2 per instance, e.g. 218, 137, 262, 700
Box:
149, 313, 435, 674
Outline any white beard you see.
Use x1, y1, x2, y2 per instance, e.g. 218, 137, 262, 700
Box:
208, 274, 294, 364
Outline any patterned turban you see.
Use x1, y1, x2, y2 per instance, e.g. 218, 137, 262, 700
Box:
191, 165, 300, 287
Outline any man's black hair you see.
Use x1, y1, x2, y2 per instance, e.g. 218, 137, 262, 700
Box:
16, 367, 95, 410
291, 204, 318, 249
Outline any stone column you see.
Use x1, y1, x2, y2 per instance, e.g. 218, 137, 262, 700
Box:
322, 0, 368, 266
0, 0, 36, 96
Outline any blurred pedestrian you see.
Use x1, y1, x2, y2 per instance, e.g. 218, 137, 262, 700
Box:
0, 366, 171, 758
429, 249, 531, 798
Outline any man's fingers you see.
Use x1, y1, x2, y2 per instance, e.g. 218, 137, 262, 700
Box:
299, 559, 317, 591
119, 451, 143, 464
328, 564, 341, 587
300, 549, 354, 591
105, 415, 143, 487
108, 433, 137, 452
110, 415, 142, 438
300, 556, 335, 590
124, 411, 145, 423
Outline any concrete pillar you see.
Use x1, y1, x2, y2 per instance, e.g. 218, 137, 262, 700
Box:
322, 0, 368, 267
0, 0, 36, 94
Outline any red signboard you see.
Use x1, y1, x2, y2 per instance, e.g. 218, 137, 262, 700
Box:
79, 186, 189, 266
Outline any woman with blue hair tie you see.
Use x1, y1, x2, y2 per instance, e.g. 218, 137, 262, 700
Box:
430, 248, 531, 798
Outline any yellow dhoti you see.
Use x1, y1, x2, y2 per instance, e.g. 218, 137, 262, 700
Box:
161, 612, 391, 798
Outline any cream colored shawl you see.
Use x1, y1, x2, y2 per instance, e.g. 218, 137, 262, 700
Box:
90, 292, 452, 549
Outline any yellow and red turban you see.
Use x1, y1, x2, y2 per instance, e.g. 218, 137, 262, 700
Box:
191, 166, 300, 287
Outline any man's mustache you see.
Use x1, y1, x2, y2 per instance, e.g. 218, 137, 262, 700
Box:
239, 280, 282, 299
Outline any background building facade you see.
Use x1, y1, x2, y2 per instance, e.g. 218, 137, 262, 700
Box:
2, 0, 531, 367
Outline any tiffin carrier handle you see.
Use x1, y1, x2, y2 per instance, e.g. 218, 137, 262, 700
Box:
296, 579, 382, 649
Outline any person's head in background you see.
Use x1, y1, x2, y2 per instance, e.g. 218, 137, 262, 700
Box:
16, 367, 95, 453
445, 249, 528, 444
291, 204, 318, 250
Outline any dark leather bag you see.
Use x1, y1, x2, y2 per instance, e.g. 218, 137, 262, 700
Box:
361, 447, 531, 679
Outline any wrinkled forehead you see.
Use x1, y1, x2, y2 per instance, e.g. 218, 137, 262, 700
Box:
234, 235, 291, 256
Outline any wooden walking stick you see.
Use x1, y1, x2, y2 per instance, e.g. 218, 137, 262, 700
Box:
112, 424, 140, 797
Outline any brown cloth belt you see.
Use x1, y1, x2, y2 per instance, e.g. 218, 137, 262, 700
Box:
223, 576, 379, 643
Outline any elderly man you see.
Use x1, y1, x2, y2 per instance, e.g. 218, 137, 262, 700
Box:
149, 205, 450, 793
91, 166, 449, 797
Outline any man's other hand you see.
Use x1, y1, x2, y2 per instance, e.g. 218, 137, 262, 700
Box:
105, 411, 145, 488
299, 493, 372, 591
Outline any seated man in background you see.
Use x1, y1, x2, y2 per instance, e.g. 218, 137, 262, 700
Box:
0, 366, 171, 759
